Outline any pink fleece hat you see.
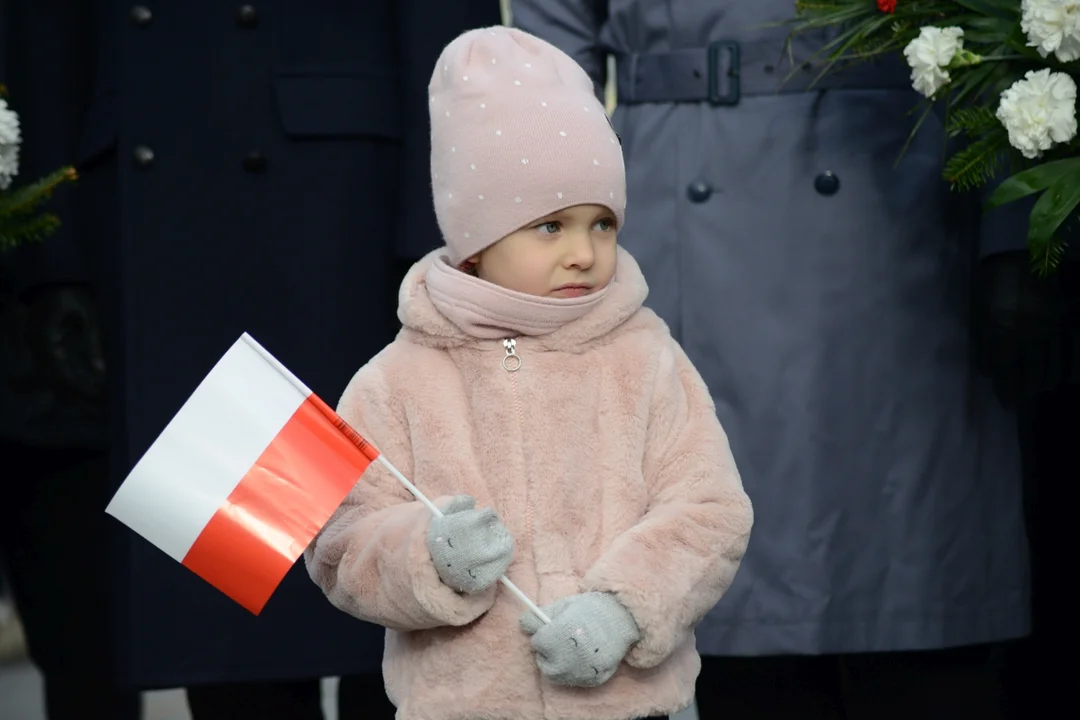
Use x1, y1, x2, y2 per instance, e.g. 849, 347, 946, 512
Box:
428, 26, 626, 264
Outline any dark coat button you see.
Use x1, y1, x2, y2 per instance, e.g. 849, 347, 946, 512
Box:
687, 180, 713, 203
237, 5, 258, 27
814, 171, 840, 196
130, 5, 152, 26
243, 152, 267, 173
132, 145, 155, 166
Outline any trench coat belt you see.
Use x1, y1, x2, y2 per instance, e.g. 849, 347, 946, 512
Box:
615, 40, 912, 106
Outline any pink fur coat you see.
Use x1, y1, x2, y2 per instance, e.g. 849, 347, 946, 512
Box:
305, 248, 753, 720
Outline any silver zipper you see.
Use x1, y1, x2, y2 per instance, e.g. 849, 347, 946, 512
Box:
502, 338, 522, 372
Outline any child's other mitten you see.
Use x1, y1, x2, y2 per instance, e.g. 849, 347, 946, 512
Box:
519, 592, 641, 687
427, 495, 514, 594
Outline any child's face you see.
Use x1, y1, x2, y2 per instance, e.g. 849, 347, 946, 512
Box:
468, 204, 618, 298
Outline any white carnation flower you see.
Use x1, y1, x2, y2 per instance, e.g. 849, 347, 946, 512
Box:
903, 27, 966, 98
996, 69, 1078, 159
0, 96, 21, 191
1022, 0, 1080, 63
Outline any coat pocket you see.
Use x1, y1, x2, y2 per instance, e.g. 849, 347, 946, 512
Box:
274, 72, 402, 141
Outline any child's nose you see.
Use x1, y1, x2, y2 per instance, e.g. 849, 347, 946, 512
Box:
563, 233, 595, 269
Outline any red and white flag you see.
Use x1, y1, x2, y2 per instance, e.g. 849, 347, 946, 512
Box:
105, 333, 380, 615
106, 333, 548, 622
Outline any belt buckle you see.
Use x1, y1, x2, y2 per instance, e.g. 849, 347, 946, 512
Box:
707, 40, 741, 106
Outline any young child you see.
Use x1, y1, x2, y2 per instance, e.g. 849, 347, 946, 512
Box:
305, 26, 753, 720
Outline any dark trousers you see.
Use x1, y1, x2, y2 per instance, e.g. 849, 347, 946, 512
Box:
186, 674, 396, 720
695, 644, 1010, 719
0, 440, 141, 720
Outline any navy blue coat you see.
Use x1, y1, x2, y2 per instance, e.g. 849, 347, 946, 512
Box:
7, 0, 502, 689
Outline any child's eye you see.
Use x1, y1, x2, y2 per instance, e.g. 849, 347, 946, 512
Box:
537, 221, 560, 234
594, 218, 616, 232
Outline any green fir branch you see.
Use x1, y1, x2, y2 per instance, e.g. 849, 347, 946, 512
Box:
0, 166, 77, 252
0, 167, 77, 218
943, 129, 1009, 191
0, 212, 61, 252
945, 106, 1000, 138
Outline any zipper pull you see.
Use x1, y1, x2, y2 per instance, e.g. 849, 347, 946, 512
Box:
502, 338, 522, 372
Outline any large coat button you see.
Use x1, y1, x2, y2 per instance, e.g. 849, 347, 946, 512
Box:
814, 171, 840, 196
130, 5, 152, 26
132, 145, 155, 166
237, 5, 258, 27
687, 180, 713, 203
243, 152, 267, 173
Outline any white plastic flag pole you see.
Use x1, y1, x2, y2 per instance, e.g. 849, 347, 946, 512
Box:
374, 454, 551, 625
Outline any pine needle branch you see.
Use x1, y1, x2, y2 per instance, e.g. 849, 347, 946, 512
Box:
945, 106, 1000, 138
0, 166, 77, 217
0, 166, 78, 252
0, 212, 62, 252
944, 130, 1009, 191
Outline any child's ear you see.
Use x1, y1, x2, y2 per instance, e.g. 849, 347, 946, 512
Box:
466, 254, 481, 266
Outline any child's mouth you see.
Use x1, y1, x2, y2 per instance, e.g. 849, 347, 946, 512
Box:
552, 285, 592, 298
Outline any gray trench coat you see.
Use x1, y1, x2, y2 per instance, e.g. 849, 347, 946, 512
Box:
512, 0, 1030, 656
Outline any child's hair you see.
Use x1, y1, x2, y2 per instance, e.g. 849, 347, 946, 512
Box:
427, 27, 627, 265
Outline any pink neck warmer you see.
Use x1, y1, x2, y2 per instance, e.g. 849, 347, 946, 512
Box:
424, 254, 610, 339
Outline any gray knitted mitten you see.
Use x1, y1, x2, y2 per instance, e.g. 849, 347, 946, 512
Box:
427, 495, 514, 595
520, 592, 641, 687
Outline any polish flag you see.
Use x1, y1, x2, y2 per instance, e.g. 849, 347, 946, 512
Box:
106, 333, 548, 623
105, 333, 380, 615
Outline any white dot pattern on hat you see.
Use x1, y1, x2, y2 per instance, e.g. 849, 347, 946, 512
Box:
428, 26, 627, 263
